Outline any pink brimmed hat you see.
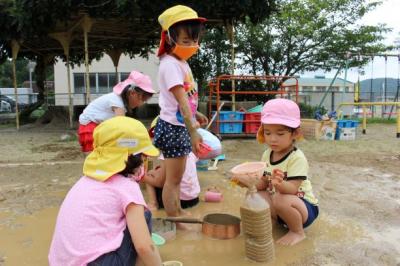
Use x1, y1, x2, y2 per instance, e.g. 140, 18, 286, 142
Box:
113, 70, 155, 95
257, 99, 301, 143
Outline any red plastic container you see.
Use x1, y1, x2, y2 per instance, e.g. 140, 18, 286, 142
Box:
244, 112, 261, 134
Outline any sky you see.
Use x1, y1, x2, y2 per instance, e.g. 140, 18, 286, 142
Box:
305, 0, 400, 83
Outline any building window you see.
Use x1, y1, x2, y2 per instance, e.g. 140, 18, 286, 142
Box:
315, 86, 326, 92
302, 86, 313, 92
120, 72, 130, 81
74, 73, 85, 94
345, 86, 350, 92
74, 73, 122, 94
89, 74, 97, 94
331, 86, 340, 92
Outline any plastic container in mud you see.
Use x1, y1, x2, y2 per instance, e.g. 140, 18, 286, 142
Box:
152, 218, 176, 241
240, 186, 274, 263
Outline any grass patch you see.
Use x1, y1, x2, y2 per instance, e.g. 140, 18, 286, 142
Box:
355, 117, 397, 124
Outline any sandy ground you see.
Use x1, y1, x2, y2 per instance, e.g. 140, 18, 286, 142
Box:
0, 122, 399, 266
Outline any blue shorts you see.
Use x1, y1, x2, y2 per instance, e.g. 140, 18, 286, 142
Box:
153, 118, 191, 158
88, 210, 152, 266
277, 198, 319, 229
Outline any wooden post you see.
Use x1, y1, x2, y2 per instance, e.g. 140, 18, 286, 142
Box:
106, 49, 122, 84
49, 32, 74, 128
81, 15, 93, 104
11, 40, 20, 130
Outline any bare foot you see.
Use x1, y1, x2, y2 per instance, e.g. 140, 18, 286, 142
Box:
176, 222, 197, 231
276, 231, 305, 245
179, 209, 192, 217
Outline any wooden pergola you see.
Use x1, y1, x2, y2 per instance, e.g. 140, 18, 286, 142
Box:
0, 0, 276, 129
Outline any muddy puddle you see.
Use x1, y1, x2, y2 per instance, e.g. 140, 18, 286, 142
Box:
1, 124, 400, 265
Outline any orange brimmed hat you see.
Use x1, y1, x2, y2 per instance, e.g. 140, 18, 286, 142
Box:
157, 5, 206, 57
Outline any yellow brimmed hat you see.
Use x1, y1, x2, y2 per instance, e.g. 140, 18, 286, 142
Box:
83, 116, 159, 181
157, 5, 206, 56
148, 115, 159, 138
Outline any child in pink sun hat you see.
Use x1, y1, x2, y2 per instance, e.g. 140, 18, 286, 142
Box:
78, 70, 155, 153
232, 98, 319, 246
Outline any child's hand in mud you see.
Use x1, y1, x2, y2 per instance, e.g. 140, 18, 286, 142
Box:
271, 169, 284, 186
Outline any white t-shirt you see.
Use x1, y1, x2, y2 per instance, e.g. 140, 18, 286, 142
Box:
158, 54, 198, 126
79, 92, 126, 125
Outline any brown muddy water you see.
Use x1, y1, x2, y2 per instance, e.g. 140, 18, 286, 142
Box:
0, 124, 399, 265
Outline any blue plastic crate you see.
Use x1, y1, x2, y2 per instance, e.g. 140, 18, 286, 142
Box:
336, 120, 359, 129
335, 120, 359, 140
212, 111, 244, 134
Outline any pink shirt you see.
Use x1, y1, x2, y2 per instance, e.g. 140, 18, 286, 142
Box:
158, 54, 198, 126
48, 175, 147, 266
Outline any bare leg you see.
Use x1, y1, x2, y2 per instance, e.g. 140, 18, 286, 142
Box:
272, 193, 308, 245
163, 156, 187, 228
145, 184, 159, 211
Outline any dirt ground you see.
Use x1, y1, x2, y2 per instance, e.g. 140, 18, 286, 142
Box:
0, 122, 399, 266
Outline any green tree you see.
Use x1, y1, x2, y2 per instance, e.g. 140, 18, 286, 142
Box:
190, 26, 232, 98
0, 58, 29, 88
235, 0, 390, 77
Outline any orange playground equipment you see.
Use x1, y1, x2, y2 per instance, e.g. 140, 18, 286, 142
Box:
207, 75, 299, 138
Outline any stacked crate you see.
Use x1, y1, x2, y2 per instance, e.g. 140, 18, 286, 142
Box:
335, 120, 359, 140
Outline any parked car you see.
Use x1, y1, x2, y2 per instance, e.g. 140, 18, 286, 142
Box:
0, 95, 28, 112
0, 100, 11, 112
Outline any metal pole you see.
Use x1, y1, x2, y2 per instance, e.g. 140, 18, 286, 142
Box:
384, 55, 388, 116
341, 53, 350, 105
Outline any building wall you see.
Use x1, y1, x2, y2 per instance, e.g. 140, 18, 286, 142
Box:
284, 77, 355, 115
54, 53, 159, 106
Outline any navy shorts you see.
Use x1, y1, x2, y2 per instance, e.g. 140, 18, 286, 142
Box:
154, 187, 199, 209
153, 118, 191, 158
88, 210, 152, 266
277, 198, 319, 229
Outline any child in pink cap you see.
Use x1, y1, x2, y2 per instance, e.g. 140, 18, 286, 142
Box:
78, 70, 155, 152
232, 99, 319, 246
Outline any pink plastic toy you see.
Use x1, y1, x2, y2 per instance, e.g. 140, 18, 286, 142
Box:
197, 142, 213, 159
205, 191, 223, 202
230, 162, 266, 179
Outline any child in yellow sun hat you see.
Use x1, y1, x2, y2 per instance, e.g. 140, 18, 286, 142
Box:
49, 116, 162, 266
153, 5, 208, 220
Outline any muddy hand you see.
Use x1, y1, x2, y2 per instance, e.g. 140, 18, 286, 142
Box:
271, 169, 284, 186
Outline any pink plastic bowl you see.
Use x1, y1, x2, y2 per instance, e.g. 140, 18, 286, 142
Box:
230, 162, 266, 179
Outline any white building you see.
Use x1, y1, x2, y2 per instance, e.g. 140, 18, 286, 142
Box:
284, 75, 355, 115
54, 53, 159, 106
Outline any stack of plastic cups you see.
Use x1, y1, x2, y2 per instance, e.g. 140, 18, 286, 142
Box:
240, 187, 274, 263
